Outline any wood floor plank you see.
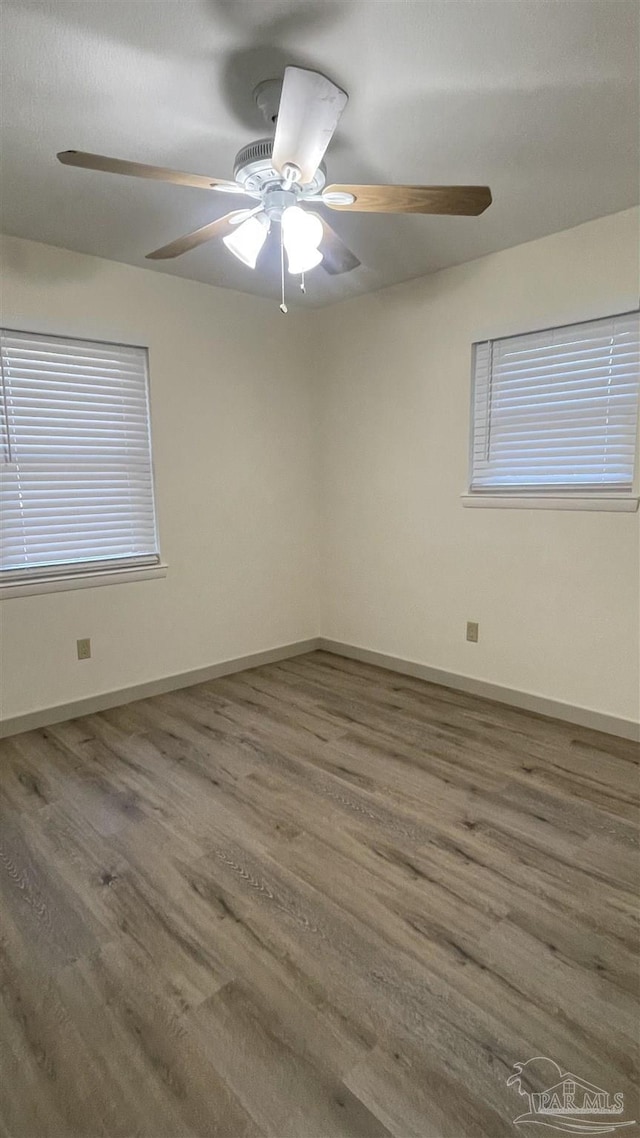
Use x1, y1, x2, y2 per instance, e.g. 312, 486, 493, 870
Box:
188, 981, 390, 1138
0, 939, 145, 1138
0, 802, 100, 972
0, 650, 637, 1137
56, 946, 261, 1138
345, 1039, 516, 1138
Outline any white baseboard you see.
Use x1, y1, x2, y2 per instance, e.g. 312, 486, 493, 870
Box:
3, 635, 636, 743
0, 638, 321, 738
318, 639, 640, 742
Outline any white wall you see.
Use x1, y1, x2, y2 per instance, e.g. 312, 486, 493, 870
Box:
2, 211, 639, 728
0, 235, 319, 720
317, 209, 640, 723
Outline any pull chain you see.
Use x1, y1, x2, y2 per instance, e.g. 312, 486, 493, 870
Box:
300, 271, 306, 294
279, 226, 288, 314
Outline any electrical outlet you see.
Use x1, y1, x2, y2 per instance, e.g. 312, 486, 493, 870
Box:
77, 638, 91, 660
466, 621, 479, 643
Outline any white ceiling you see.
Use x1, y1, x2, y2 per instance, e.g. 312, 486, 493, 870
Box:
1, 0, 638, 307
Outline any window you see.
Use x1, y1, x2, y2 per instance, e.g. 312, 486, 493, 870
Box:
467, 311, 640, 509
1, 329, 161, 592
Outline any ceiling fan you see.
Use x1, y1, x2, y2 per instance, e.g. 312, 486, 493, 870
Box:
57, 66, 492, 309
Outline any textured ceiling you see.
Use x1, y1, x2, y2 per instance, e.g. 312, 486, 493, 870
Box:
1, 0, 638, 307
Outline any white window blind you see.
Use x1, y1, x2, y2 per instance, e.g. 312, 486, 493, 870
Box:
0, 329, 159, 583
470, 311, 640, 493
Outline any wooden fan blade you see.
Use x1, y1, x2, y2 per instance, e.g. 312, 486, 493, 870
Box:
57, 150, 242, 193
308, 214, 361, 275
324, 184, 492, 215
145, 211, 246, 260
272, 67, 347, 185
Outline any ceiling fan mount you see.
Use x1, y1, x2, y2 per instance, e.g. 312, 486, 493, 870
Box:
56, 65, 492, 305
253, 78, 284, 127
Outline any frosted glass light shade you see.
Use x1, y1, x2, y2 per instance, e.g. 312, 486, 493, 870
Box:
286, 247, 323, 275
223, 215, 269, 268
281, 206, 324, 274
281, 206, 323, 247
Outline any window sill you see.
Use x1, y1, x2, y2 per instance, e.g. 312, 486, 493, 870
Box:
461, 494, 639, 512
0, 563, 168, 599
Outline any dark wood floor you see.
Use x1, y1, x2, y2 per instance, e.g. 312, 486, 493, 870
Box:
0, 651, 638, 1137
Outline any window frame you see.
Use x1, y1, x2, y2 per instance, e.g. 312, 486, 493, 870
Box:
463, 310, 640, 511
0, 327, 166, 597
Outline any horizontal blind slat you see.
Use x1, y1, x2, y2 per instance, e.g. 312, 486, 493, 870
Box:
471, 312, 640, 491
1, 329, 159, 577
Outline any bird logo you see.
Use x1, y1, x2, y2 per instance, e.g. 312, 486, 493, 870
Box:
506, 1057, 635, 1133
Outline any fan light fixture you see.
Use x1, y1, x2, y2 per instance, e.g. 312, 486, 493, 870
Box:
281, 206, 324, 274
223, 213, 270, 268
286, 245, 323, 275
57, 65, 493, 312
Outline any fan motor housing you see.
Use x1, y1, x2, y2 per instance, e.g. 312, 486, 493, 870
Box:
233, 138, 326, 196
